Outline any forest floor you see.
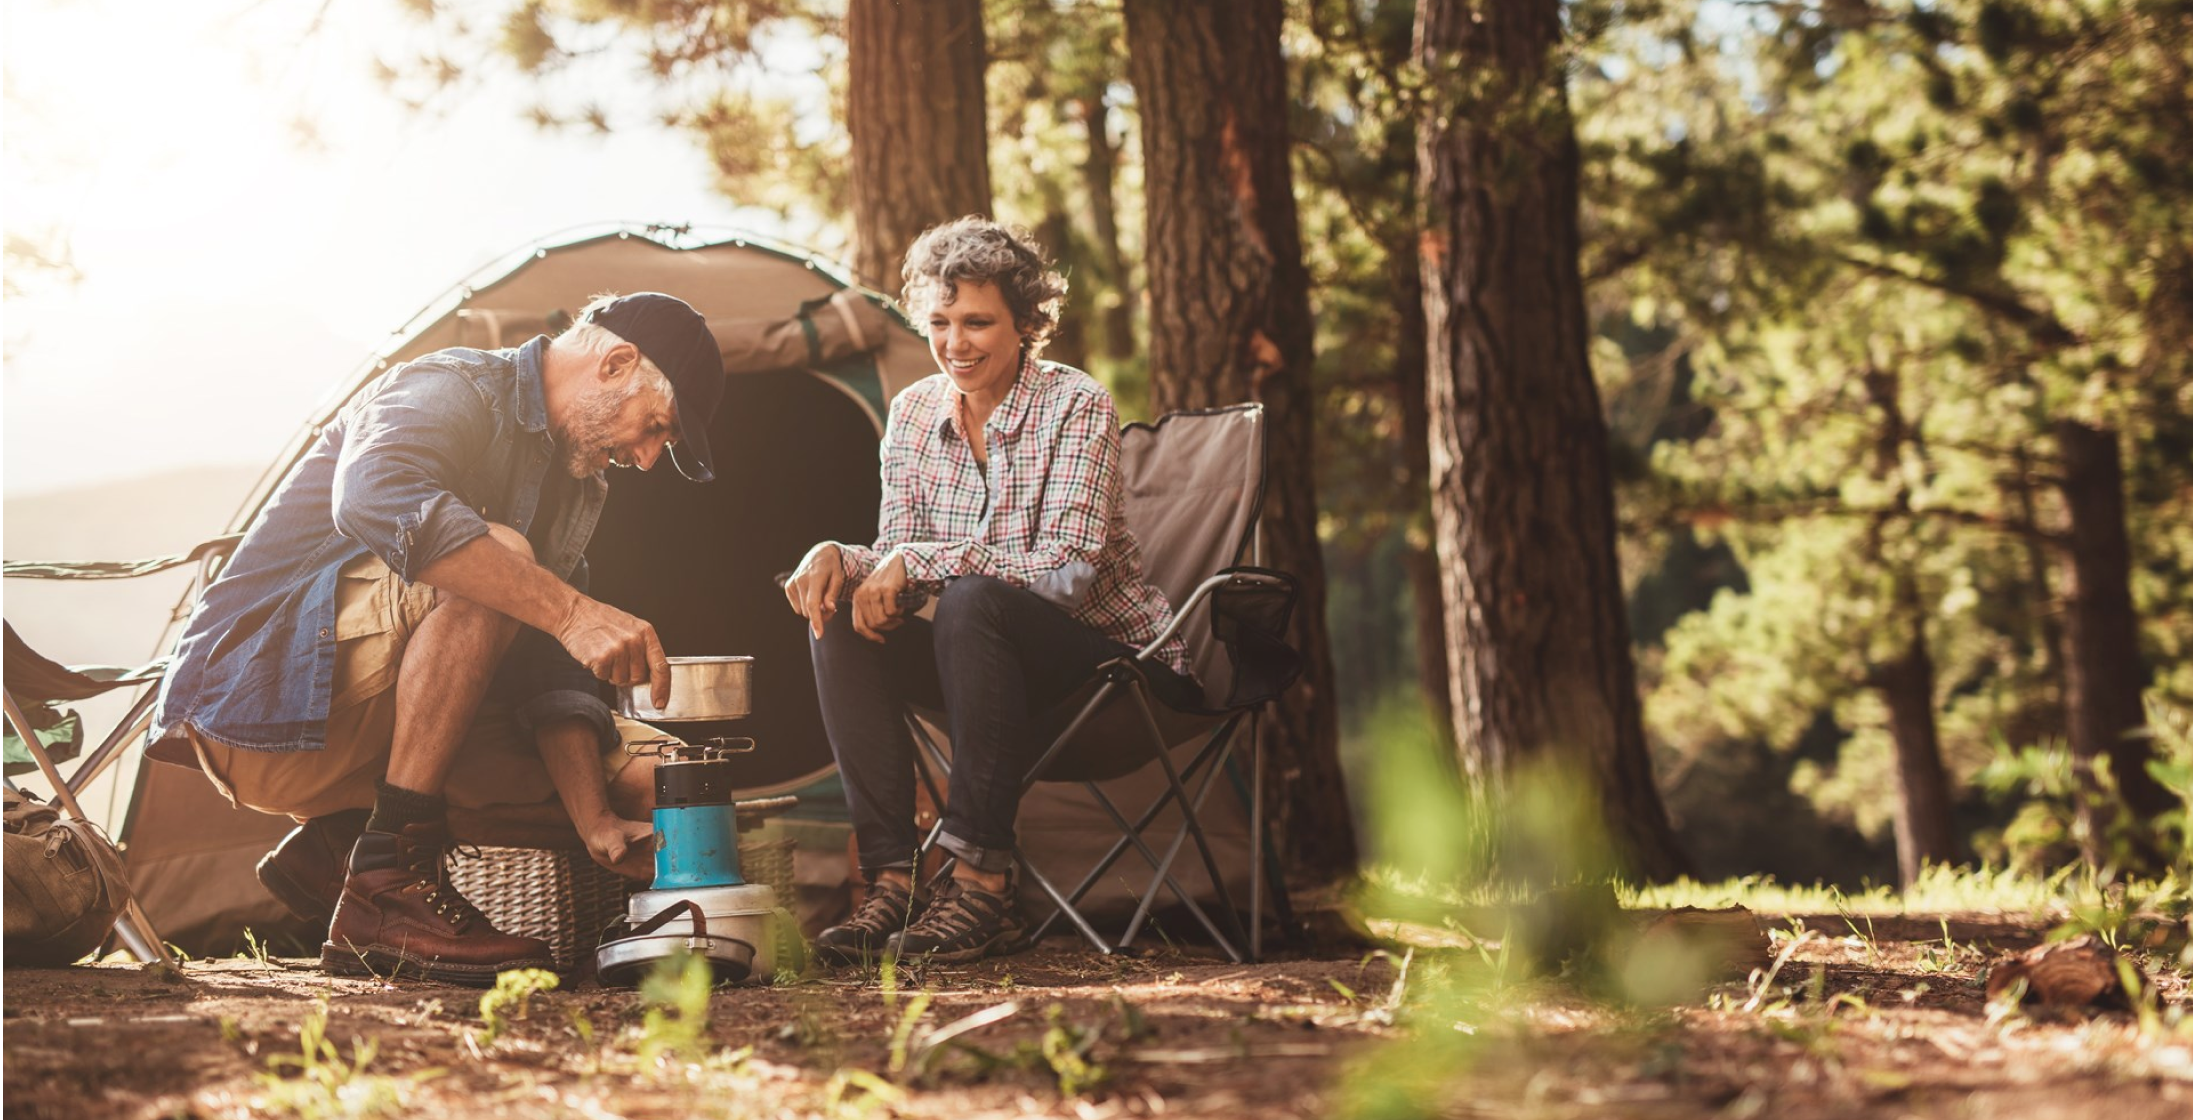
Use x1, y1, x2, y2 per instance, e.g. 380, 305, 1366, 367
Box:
5, 889, 2192, 1119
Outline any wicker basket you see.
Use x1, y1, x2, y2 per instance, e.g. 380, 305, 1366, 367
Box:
735, 836, 800, 973
451, 835, 800, 976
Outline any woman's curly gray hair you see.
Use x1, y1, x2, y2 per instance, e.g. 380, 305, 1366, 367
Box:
901, 216, 1069, 355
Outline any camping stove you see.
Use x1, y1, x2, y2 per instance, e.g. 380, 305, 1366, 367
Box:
594, 735, 781, 987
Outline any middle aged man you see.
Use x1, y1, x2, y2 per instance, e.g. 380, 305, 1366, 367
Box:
149, 292, 725, 984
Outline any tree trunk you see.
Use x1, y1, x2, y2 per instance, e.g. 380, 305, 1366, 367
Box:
1078, 95, 1138, 363
1875, 596, 1962, 887
845, 0, 992, 290
1125, 0, 1357, 878
1036, 204, 1089, 370
1393, 236, 1453, 728
2012, 443, 2067, 734
1414, 0, 1687, 880
1859, 365, 1961, 886
2054, 420, 2172, 860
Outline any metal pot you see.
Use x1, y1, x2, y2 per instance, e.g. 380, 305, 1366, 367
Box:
617, 655, 754, 722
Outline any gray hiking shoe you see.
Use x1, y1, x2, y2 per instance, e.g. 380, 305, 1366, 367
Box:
814, 877, 920, 965
885, 874, 1023, 963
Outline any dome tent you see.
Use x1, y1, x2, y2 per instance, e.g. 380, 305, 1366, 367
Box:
118, 224, 1252, 954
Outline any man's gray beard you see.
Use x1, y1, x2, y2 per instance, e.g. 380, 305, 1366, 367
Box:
553, 384, 629, 479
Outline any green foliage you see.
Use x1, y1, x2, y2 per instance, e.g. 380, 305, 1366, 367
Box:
884, 990, 932, 1076
1975, 694, 2193, 875
477, 967, 560, 1046
1034, 1002, 1108, 1097
1626, 863, 2072, 915
1580, 0, 2193, 876
1974, 735, 2090, 870
2049, 877, 2189, 951
254, 1002, 438, 1120
2146, 694, 2193, 876
636, 948, 715, 1068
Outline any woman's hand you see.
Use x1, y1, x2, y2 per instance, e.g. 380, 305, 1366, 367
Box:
582, 814, 656, 880
785, 542, 845, 639
851, 551, 912, 642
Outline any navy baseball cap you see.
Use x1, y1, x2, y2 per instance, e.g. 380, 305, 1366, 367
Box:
580, 292, 724, 482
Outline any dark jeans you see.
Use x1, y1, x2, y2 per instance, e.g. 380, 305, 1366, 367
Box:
810, 574, 1191, 876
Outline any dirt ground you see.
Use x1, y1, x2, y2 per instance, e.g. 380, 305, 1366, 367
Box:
5, 911, 2190, 1119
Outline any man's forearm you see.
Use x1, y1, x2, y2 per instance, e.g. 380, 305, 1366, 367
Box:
416, 531, 581, 636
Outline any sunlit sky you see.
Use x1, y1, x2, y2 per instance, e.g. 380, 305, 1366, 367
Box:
3, 0, 822, 497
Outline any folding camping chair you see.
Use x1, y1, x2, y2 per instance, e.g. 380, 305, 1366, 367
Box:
2, 535, 241, 966
903, 402, 1302, 963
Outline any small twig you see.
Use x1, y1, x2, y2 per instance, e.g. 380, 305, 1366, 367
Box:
1743, 928, 1817, 1013
908, 1000, 1022, 1068
1121, 1043, 1335, 1063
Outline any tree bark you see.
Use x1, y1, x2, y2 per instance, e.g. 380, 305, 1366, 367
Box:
2054, 420, 2172, 859
1126, 0, 1357, 878
2012, 443, 2067, 729
1859, 365, 1961, 886
845, 0, 992, 290
1078, 95, 1138, 363
1392, 236, 1453, 728
1414, 0, 1687, 880
1036, 204, 1089, 370
1875, 598, 1962, 887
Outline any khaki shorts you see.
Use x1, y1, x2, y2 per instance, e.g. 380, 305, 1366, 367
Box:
189, 552, 653, 821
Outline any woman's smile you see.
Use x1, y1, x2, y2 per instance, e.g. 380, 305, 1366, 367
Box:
927, 279, 1026, 409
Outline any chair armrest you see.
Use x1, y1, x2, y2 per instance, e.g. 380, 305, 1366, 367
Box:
1133, 567, 1297, 662
2, 534, 243, 581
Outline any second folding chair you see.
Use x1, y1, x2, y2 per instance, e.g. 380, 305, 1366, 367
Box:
904, 402, 1302, 963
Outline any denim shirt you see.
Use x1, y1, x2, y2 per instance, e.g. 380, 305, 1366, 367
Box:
152, 337, 616, 754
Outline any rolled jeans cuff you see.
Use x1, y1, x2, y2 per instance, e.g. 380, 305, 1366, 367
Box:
515, 689, 618, 753
934, 828, 1014, 874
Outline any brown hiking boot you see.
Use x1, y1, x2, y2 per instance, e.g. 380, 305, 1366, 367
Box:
256, 809, 368, 930
319, 821, 553, 985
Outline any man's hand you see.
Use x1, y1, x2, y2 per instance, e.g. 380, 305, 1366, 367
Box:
582, 814, 657, 880
851, 551, 912, 642
553, 596, 672, 710
784, 542, 845, 639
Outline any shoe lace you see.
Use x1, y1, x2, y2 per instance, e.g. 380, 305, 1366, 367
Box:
846, 881, 913, 934
908, 880, 1000, 941
400, 841, 487, 932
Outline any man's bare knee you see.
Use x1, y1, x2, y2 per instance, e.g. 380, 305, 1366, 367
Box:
480, 522, 537, 564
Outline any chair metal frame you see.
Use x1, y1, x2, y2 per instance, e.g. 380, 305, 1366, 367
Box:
2, 535, 240, 966
903, 403, 1295, 963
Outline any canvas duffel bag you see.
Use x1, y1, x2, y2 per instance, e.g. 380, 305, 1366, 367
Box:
3, 787, 130, 966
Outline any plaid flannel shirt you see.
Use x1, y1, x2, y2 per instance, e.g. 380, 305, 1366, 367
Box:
838, 356, 1192, 677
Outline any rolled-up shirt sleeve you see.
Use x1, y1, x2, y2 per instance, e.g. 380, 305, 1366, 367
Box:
330, 367, 495, 582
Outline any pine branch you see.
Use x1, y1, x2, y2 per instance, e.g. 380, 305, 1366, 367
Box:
1649, 495, 2064, 544
1837, 253, 2076, 347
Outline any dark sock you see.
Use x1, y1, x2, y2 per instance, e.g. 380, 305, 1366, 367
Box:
365, 780, 444, 836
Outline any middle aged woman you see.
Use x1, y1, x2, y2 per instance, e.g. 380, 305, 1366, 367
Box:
783, 216, 1195, 964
